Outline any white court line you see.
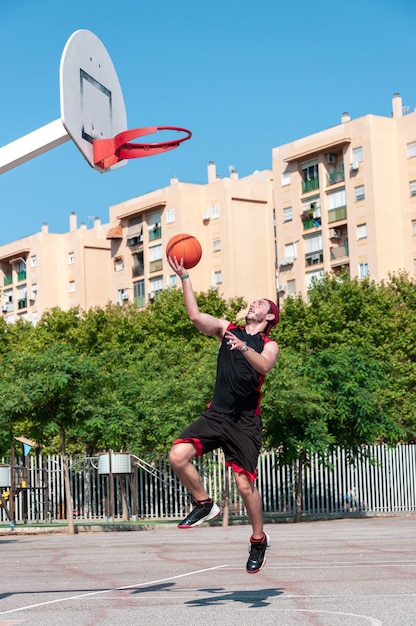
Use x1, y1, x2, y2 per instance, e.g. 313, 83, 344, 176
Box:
0, 564, 230, 616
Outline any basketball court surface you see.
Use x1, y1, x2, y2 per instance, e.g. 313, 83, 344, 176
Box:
0, 515, 415, 625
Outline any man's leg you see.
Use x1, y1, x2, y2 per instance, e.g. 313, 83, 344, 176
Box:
234, 471, 270, 573
169, 442, 209, 501
169, 442, 220, 528
233, 471, 264, 538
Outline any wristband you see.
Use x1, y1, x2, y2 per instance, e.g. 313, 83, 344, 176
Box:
180, 274, 190, 280
242, 343, 249, 353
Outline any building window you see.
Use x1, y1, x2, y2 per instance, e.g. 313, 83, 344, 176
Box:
133, 280, 145, 307
357, 224, 367, 239
149, 243, 163, 272
149, 275, 163, 298
69, 280, 75, 293
29, 284, 37, 302
328, 188, 347, 222
410, 181, 416, 197
213, 238, 221, 252
148, 211, 162, 240
114, 256, 124, 271
355, 185, 365, 201
287, 279, 296, 296
213, 270, 222, 287
30, 255, 37, 268
305, 233, 323, 265
68, 252, 75, 264
301, 197, 321, 228
211, 204, 220, 219
281, 169, 291, 186
358, 262, 369, 278
17, 285, 27, 309
306, 269, 324, 289
284, 242, 296, 258
166, 208, 175, 224
169, 274, 177, 288
283, 207, 293, 222
301, 161, 319, 193
352, 146, 363, 162
407, 141, 416, 158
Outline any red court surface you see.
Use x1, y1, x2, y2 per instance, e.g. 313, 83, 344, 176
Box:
0, 516, 415, 625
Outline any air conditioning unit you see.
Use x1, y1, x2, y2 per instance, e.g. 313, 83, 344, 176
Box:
326, 153, 337, 164
148, 291, 155, 300
29, 292, 37, 301
202, 213, 211, 221
2, 305, 8, 312
329, 228, 340, 239
121, 292, 129, 301
350, 161, 359, 171
278, 284, 286, 293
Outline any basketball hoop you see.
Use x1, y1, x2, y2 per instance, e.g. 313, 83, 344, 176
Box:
93, 126, 192, 170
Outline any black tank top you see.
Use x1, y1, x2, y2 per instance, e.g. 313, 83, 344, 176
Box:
209, 323, 274, 416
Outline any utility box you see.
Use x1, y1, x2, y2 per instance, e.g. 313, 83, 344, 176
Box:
97, 453, 132, 475
0, 465, 11, 487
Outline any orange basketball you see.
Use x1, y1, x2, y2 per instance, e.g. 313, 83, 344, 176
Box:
166, 233, 202, 269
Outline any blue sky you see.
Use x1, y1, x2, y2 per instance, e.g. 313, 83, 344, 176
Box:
0, 0, 415, 245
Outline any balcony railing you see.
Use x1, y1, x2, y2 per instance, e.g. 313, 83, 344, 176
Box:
328, 205, 347, 222
134, 295, 146, 308
149, 259, 163, 273
330, 244, 349, 260
4, 274, 12, 286
17, 271, 26, 281
132, 265, 144, 277
327, 168, 345, 185
305, 251, 323, 266
17, 298, 27, 310
302, 215, 321, 230
302, 177, 319, 193
149, 227, 161, 241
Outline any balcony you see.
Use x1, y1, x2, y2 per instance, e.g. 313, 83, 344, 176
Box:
330, 244, 349, 261
328, 205, 347, 223
132, 264, 144, 278
327, 168, 345, 186
149, 259, 163, 273
149, 226, 161, 241
302, 177, 319, 193
134, 295, 146, 308
302, 214, 321, 230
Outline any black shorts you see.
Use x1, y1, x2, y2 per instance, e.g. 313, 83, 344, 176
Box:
173, 407, 262, 481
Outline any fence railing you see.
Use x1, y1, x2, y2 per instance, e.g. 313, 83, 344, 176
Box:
1, 444, 415, 524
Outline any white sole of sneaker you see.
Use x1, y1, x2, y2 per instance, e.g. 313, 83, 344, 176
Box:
178, 503, 221, 528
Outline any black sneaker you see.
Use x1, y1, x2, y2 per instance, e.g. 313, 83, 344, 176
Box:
178, 500, 220, 528
246, 532, 270, 573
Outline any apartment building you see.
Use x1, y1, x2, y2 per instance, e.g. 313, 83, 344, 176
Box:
106, 162, 276, 309
273, 92, 416, 300
0, 213, 111, 323
2, 93, 415, 322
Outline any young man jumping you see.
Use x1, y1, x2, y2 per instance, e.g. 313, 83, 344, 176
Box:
167, 256, 279, 573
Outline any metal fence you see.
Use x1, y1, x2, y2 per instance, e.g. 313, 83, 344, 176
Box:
1, 444, 415, 524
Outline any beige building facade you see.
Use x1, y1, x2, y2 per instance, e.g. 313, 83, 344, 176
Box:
106, 162, 276, 310
273, 92, 416, 301
0, 213, 111, 324
1, 93, 416, 322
